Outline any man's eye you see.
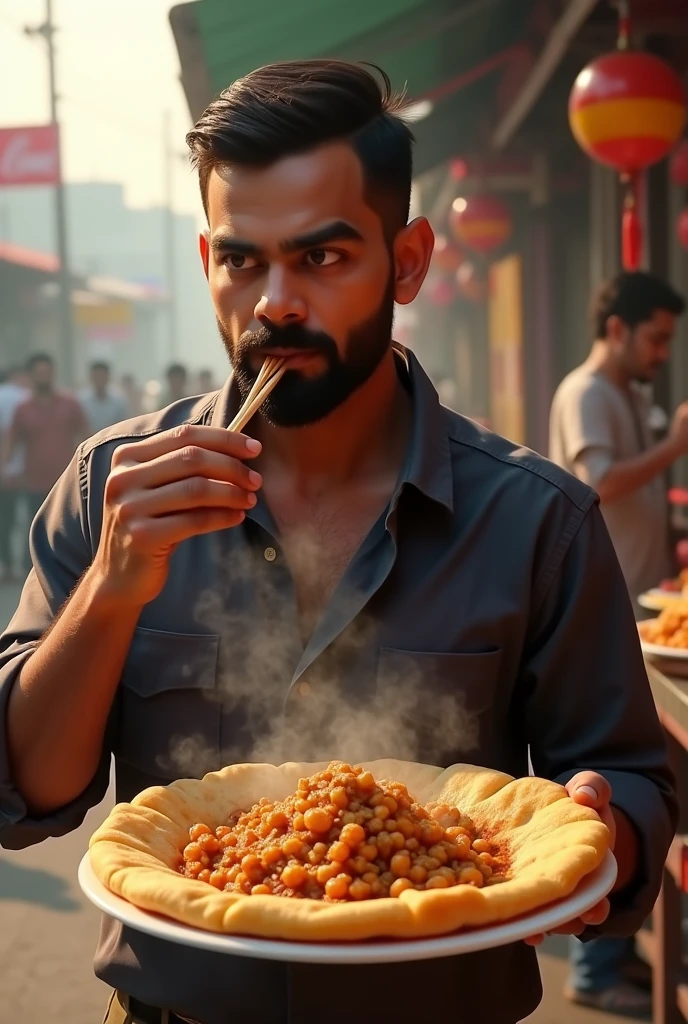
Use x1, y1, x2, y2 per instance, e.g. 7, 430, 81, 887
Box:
305, 249, 341, 267
226, 254, 259, 270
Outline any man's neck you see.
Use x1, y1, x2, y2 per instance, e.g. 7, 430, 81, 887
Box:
585, 341, 631, 392
253, 348, 412, 497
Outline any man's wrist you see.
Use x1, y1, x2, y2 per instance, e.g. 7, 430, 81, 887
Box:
82, 562, 146, 618
610, 805, 640, 893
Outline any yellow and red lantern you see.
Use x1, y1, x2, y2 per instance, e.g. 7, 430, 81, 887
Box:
569, 48, 686, 270
449, 194, 512, 258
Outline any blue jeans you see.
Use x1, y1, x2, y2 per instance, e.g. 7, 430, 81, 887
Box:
568, 935, 635, 993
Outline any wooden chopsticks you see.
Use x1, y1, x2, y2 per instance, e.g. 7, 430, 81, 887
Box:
228, 357, 286, 433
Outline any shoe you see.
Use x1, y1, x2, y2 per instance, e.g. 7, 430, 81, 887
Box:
563, 981, 652, 1019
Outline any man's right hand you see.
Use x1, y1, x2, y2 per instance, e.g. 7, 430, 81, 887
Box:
670, 401, 688, 453
92, 423, 263, 607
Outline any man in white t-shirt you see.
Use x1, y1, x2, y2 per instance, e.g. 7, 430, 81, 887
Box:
0, 366, 30, 580
550, 269, 686, 1016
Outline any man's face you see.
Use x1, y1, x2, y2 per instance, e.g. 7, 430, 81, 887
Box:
617, 310, 676, 384
200, 142, 427, 427
31, 360, 54, 394
91, 366, 109, 393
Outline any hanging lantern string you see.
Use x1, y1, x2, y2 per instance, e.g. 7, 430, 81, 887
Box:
616, 0, 630, 51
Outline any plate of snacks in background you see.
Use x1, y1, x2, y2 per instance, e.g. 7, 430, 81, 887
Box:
638, 605, 688, 659
80, 759, 614, 962
638, 569, 688, 611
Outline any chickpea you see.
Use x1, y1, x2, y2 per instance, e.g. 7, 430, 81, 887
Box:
183, 842, 204, 863
267, 811, 288, 831
189, 823, 212, 842
422, 824, 445, 846
198, 833, 220, 854
389, 878, 414, 898
208, 869, 227, 889
292, 813, 306, 832
352, 856, 371, 876
262, 846, 283, 866
405, 838, 420, 853
409, 865, 428, 885
340, 823, 366, 848
358, 771, 375, 790
348, 879, 372, 901
251, 884, 272, 896
385, 819, 398, 833
226, 864, 242, 883
327, 841, 351, 863
360, 843, 378, 861
316, 862, 339, 885
390, 852, 411, 878
196, 868, 211, 884
369, 792, 385, 807
308, 842, 328, 864
426, 875, 450, 889
478, 852, 494, 867
282, 836, 303, 857
325, 875, 351, 900
428, 845, 449, 865
374, 805, 391, 821
390, 832, 406, 850
295, 797, 314, 813
368, 818, 383, 835
330, 787, 349, 808
460, 867, 484, 886
220, 833, 238, 848
472, 839, 491, 854
281, 864, 308, 889
362, 871, 379, 885
340, 811, 356, 826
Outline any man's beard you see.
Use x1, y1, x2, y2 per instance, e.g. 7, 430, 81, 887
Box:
217, 277, 395, 428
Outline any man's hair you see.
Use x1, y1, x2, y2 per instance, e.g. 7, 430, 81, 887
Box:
90, 360, 110, 373
27, 352, 53, 370
166, 363, 187, 378
186, 60, 414, 235
592, 271, 685, 339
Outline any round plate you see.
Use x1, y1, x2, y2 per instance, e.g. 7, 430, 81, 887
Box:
78, 851, 617, 964
637, 588, 684, 611
639, 638, 688, 660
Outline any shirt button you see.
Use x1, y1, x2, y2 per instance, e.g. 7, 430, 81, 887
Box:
297, 680, 311, 697
264, 546, 277, 562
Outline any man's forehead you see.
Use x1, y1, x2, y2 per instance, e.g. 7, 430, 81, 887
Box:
206, 142, 375, 234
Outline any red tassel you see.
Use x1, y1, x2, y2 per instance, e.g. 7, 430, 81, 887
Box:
622, 204, 642, 271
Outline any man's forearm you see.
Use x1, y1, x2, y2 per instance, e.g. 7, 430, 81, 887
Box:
7, 567, 142, 815
596, 436, 682, 503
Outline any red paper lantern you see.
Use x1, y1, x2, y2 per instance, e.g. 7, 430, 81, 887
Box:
569, 50, 686, 270
456, 262, 488, 303
671, 141, 688, 187
431, 234, 464, 274
449, 194, 512, 257
677, 207, 688, 250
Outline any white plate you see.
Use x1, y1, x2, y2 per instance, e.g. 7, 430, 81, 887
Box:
78, 851, 617, 964
639, 638, 688, 661
637, 588, 684, 611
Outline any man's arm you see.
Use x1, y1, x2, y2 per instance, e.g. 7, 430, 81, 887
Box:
522, 501, 677, 937
575, 437, 682, 503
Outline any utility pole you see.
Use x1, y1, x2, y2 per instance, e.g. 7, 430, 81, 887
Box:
25, 0, 75, 386
163, 109, 179, 363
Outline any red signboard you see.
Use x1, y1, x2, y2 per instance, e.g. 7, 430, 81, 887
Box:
0, 124, 60, 186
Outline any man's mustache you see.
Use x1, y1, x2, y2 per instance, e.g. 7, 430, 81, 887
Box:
238, 324, 336, 355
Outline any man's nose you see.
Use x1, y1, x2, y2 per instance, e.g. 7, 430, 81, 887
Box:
254, 266, 307, 326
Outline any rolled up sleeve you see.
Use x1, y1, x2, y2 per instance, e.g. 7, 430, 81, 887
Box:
524, 501, 677, 936
0, 448, 111, 850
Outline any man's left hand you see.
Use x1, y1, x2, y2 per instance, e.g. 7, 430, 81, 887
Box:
524, 771, 616, 946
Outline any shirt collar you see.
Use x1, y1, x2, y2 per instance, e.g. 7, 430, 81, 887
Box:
209, 343, 454, 513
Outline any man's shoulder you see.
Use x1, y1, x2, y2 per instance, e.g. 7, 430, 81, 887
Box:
444, 408, 597, 514
79, 391, 219, 461
552, 366, 612, 408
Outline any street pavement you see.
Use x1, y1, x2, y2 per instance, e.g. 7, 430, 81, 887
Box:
0, 578, 636, 1024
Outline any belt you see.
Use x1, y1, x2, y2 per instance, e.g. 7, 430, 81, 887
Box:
119, 993, 203, 1024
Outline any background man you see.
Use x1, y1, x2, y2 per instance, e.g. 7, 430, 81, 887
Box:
79, 360, 129, 435
0, 366, 29, 581
550, 269, 686, 1016
159, 362, 190, 407
0, 62, 676, 1024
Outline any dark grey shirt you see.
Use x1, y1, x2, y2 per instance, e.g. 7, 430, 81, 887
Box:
0, 350, 677, 1024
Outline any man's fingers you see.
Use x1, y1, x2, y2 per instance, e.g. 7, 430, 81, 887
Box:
580, 897, 610, 927
567, 771, 612, 809
109, 447, 262, 498
524, 933, 545, 946
128, 508, 246, 548
111, 423, 262, 469
125, 479, 258, 518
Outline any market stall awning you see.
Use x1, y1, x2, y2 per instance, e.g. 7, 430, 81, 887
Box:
169, 0, 535, 175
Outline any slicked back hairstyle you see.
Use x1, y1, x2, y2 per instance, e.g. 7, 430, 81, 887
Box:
186, 60, 415, 238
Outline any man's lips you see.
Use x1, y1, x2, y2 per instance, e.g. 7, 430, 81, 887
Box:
255, 349, 323, 369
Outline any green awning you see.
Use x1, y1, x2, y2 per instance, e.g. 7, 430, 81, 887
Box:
170, 0, 533, 175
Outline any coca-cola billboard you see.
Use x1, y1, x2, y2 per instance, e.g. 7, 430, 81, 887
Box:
0, 124, 60, 187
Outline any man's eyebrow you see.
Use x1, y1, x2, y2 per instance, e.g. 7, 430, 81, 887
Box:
279, 221, 363, 253
209, 235, 261, 257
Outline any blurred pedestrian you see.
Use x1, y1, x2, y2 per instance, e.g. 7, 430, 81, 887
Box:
159, 363, 189, 408
120, 373, 143, 417
80, 361, 129, 435
3, 353, 87, 572
0, 367, 29, 581
197, 368, 216, 394
550, 269, 686, 1016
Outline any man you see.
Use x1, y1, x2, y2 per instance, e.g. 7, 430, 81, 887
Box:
80, 361, 130, 435
3, 353, 87, 572
0, 62, 676, 1024
549, 270, 686, 1016
0, 366, 29, 581
159, 362, 190, 407
120, 373, 143, 417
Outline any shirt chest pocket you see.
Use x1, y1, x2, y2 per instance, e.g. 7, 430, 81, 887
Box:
115, 626, 221, 781
375, 648, 501, 767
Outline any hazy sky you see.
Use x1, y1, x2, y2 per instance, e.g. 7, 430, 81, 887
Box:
0, 0, 203, 220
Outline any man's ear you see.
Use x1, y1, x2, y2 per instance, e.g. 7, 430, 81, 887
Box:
393, 217, 435, 305
199, 231, 210, 280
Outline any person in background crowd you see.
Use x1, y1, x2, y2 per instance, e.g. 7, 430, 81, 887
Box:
197, 368, 216, 393
159, 363, 189, 407
120, 373, 143, 417
3, 353, 87, 572
549, 269, 686, 1017
79, 361, 129, 435
0, 367, 30, 582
